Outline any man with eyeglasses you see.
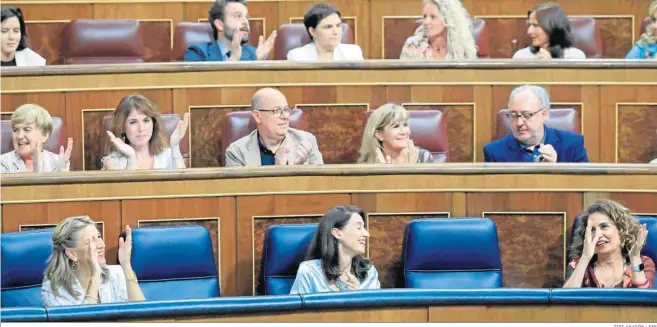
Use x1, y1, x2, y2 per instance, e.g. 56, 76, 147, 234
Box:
184, 0, 277, 62
225, 88, 324, 166
483, 85, 588, 163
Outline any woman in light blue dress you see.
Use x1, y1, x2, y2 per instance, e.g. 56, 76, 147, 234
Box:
290, 205, 381, 294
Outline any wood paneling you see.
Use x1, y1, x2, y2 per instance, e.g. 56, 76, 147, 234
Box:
236, 194, 350, 295
120, 197, 236, 296
617, 104, 657, 164
1, 201, 121, 264
189, 106, 249, 168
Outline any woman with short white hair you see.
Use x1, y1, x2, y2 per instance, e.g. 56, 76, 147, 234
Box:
0, 104, 72, 173
400, 0, 477, 60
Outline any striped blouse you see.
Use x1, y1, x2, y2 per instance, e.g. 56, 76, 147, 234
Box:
41, 265, 128, 307
290, 259, 381, 294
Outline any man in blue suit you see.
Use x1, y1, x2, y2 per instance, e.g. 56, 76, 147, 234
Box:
484, 85, 589, 163
184, 0, 277, 62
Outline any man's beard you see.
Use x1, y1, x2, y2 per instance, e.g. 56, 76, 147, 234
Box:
225, 26, 249, 45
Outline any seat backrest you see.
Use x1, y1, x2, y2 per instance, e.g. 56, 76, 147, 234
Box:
496, 108, 580, 139
644, 17, 653, 34
171, 22, 214, 61
221, 109, 308, 166
1, 117, 66, 155
262, 224, 318, 295
402, 218, 503, 289
364, 110, 449, 163
1, 229, 53, 307
131, 225, 220, 300
273, 23, 353, 60
61, 19, 144, 65
98, 114, 190, 168
472, 18, 490, 58
569, 17, 602, 58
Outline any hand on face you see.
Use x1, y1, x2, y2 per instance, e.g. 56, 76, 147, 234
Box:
118, 225, 133, 269
87, 240, 102, 277
537, 144, 557, 163
403, 139, 419, 163
582, 221, 602, 261
629, 223, 649, 259
170, 113, 189, 148
256, 31, 277, 60
55, 137, 73, 171
106, 131, 136, 158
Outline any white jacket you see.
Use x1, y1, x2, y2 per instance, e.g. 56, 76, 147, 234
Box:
287, 43, 364, 61
15, 48, 47, 66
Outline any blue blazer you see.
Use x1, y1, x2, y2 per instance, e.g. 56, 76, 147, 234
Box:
184, 41, 257, 62
483, 126, 589, 163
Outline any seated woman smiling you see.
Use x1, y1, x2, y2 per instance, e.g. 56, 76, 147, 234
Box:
290, 205, 380, 294
42, 216, 145, 306
102, 94, 189, 170
0, 104, 72, 173
564, 199, 654, 288
358, 104, 434, 164
287, 3, 363, 61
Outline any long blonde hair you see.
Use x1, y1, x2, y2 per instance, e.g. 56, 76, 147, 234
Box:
358, 104, 409, 163
413, 0, 478, 60
639, 0, 657, 48
43, 216, 108, 298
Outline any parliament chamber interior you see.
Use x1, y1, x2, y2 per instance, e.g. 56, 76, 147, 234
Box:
1, 0, 657, 323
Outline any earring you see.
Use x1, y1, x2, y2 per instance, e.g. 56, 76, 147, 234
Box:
72, 260, 79, 270
337, 238, 343, 243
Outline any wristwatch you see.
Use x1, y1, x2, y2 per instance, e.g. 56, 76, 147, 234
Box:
631, 263, 645, 272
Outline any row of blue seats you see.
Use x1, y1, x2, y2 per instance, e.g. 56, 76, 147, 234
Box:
4, 288, 657, 322
3, 218, 657, 321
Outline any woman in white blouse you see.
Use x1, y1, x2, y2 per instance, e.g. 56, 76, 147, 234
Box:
42, 216, 145, 306
287, 3, 363, 61
0, 104, 72, 173
1, 7, 46, 66
512, 2, 586, 60
102, 94, 189, 170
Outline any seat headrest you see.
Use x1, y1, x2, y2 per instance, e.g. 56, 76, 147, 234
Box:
131, 225, 217, 281
263, 224, 317, 295
1, 118, 66, 155
471, 18, 490, 58
1, 229, 53, 289
62, 19, 144, 64
171, 22, 214, 61
221, 109, 308, 166
273, 23, 353, 60
569, 17, 602, 58
636, 216, 657, 263
403, 218, 501, 270
496, 108, 580, 139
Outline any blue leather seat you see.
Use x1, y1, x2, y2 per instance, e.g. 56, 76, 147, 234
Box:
131, 225, 220, 300
1, 307, 48, 322
569, 216, 657, 263
261, 224, 317, 295
1, 228, 53, 307
402, 218, 503, 289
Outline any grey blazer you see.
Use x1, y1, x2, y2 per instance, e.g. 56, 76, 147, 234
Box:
225, 128, 324, 167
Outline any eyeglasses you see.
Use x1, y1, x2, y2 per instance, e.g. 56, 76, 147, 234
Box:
505, 108, 545, 121
254, 106, 292, 117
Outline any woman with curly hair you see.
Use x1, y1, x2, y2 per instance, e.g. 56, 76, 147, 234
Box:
513, 2, 585, 60
626, 0, 657, 59
564, 199, 654, 288
400, 0, 477, 60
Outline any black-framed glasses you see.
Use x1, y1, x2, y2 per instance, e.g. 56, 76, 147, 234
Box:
505, 108, 545, 121
254, 106, 292, 117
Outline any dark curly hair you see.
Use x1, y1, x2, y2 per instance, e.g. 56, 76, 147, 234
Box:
569, 199, 641, 262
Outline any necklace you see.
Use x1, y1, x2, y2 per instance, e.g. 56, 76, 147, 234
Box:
593, 260, 626, 287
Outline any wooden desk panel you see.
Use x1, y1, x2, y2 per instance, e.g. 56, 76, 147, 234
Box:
2, 62, 656, 170
2, 165, 656, 296
4, 0, 651, 60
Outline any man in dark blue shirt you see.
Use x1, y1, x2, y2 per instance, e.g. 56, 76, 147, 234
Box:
184, 0, 277, 62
